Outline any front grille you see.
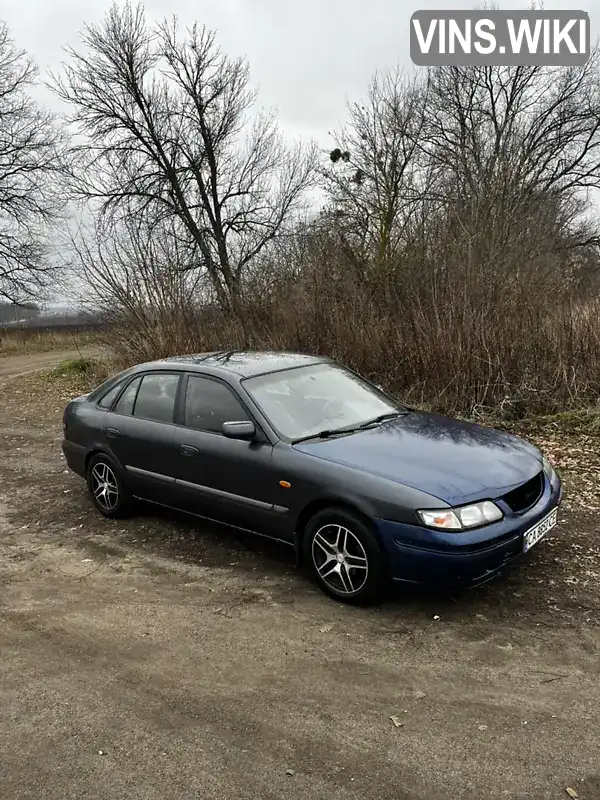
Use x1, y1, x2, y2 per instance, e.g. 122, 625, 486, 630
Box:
502, 471, 544, 514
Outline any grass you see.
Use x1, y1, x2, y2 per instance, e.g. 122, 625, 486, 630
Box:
41, 357, 112, 397
46, 355, 600, 438
492, 407, 600, 438
0, 328, 101, 356
50, 358, 96, 378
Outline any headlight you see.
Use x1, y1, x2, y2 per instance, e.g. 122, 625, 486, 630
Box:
417, 501, 503, 531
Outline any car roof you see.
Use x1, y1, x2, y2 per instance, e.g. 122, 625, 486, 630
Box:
148, 350, 331, 378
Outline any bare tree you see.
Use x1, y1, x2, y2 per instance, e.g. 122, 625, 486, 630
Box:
70, 208, 210, 361
0, 22, 64, 302
325, 69, 430, 272
422, 58, 600, 271
324, 55, 600, 283
53, 2, 316, 312
425, 59, 600, 198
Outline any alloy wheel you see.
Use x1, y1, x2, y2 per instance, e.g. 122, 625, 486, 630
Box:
311, 523, 369, 595
90, 462, 119, 512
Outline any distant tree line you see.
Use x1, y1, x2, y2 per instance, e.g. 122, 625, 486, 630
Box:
0, 301, 103, 328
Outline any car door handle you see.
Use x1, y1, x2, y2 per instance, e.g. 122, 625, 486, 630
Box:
105, 427, 121, 439
180, 445, 199, 457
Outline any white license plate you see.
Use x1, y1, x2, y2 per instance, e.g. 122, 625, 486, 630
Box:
523, 508, 558, 553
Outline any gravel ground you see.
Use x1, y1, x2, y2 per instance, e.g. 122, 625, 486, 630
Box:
0, 357, 599, 800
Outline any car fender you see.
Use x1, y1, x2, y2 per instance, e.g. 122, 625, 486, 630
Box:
84, 443, 124, 474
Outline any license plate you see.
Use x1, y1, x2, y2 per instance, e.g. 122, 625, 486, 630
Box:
523, 508, 558, 553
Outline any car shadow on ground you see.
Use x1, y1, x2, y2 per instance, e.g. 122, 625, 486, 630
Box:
77, 494, 557, 626
112, 499, 298, 573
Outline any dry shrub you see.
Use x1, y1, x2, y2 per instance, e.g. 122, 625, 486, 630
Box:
101, 253, 600, 418
68, 48, 600, 418
0, 326, 99, 356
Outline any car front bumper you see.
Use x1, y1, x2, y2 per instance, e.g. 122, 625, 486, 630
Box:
375, 474, 563, 587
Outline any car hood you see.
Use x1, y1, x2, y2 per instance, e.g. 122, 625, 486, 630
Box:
293, 411, 542, 506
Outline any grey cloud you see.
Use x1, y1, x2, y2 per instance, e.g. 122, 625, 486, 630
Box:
2, 0, 599, 145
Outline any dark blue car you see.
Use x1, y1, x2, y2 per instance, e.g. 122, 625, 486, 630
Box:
62, 351, 562, 604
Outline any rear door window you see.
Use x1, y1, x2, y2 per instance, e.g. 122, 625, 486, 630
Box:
133, 374, 180, 423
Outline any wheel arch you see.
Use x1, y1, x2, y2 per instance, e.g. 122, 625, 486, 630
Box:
85, 447, 122, 475
293, 497, 379, 564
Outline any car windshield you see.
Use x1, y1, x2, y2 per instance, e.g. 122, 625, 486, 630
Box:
243, 363, 402, 441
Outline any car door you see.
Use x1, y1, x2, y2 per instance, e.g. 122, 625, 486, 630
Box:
103, 371, 183, 503
171, 373, 289, 539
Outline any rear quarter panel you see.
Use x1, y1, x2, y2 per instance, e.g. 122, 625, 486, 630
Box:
63, 400, 110, 475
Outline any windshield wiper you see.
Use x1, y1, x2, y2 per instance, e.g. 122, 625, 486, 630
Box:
291, 410, 409, 444
358, 410, 408, 428
291, 426, 357, 444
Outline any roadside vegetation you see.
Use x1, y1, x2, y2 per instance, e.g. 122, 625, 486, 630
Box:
50, 357, 98, 378
16, 357, 109, 402
1, 2, 600, 419
0, 327, 100, 356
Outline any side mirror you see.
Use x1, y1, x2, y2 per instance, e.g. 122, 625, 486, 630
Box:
222, 420, 256, 440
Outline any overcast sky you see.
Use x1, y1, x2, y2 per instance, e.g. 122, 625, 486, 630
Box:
2, 0, 599, 147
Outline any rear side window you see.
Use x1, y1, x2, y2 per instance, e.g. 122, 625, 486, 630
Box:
114, 377, 141, 416
98, 381, 124, 410
184, 376, 248, 433
133, 374, 180, 423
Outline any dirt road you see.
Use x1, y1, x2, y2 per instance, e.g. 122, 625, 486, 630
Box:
0, 360, 599, 800
0, 348, 102, 379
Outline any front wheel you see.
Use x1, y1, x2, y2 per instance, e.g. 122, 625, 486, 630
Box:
302, 507, 388, 604
86, 454, 132, 519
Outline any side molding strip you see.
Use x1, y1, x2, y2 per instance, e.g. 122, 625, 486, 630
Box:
126, 465, 175, 484
176, 479, 288, 514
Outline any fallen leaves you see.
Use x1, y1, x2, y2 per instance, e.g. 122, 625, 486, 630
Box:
519, 428, 600, 512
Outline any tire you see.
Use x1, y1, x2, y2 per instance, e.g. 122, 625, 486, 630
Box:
302, 507, 388, 605
86, 454, 132, 519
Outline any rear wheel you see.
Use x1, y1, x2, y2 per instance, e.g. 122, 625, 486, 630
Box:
302, 507, 388, 604
86, 454, 132, 518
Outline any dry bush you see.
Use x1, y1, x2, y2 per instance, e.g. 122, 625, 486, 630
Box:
88, 176, 600, 419
98, 246, 600, 418
66, 37, 600, 418
0, 327, 99, 356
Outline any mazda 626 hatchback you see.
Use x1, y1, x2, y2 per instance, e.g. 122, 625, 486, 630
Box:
62, 351, 562, 603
